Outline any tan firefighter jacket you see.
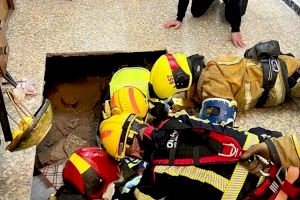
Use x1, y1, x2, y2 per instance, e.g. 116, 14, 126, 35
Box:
188, 54, 300, 112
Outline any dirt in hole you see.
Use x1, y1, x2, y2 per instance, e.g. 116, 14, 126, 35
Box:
36, 76, 111, 168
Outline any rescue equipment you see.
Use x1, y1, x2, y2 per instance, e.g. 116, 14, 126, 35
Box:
149, 53, 192, 99
244, 40, 289, 106
110, 86, 149, 118
199, 98, 237, 125
5, 89, 53, 151
244, 164, 300, 200
63, 147, 120, 199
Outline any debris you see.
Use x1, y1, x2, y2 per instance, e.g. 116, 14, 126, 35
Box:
50, 139, 68, 161
64, 134, 89, 157
38, 151, 51, 166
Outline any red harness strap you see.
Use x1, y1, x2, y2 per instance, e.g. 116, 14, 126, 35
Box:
152, 130, 244, 166
244, 165, 300, 200
280, 180, 300, 199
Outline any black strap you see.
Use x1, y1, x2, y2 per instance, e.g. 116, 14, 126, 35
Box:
0, 86, 12, 141
288, 68, 300, 89
265, 139, 281, 166
256, 58, 279, 107
278, 58, 289, 101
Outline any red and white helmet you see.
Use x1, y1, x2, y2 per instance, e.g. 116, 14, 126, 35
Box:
63, 147, 120, 199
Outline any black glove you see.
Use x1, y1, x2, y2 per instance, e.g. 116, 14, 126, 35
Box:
149, 101, 170, 124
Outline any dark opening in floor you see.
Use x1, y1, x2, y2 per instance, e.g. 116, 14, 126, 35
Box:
36, 50, 166, 168
31, 50, 166, 197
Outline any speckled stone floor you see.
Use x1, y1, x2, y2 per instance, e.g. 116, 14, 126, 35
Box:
0, 0, 299, 199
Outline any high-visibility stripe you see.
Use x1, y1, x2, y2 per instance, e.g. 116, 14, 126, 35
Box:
257, 176, 266, 187
154, 165, 229, 192
128, 87, 140, 115
222, 133, 259, 200
69, 153, 91, 174
244, 83, 252, 111
291, 134, 300, 159
134, 188, 155, 200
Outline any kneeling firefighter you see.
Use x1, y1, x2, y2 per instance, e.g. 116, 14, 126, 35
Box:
99, 111, 299, 199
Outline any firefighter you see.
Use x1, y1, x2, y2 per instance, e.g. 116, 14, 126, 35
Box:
51, 147, 121, 200
240, 134, 300, 172
99, 110, 299, 199
101, 53, 200, 123
149, 40, 300, 125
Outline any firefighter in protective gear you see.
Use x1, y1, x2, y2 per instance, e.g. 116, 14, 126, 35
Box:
240, 134, 300, 174
100, 111, 295, 199
190, 40, 300, 112
62, 147, 121, 199
110, 86, 149, 118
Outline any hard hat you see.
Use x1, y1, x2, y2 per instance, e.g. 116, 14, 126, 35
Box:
149, 53, 192, 99
99, 113, 145, 161
63, 147, 120, 199
199, 98, 237, 126
110, 86, 149, 118
109, 67, 150, 98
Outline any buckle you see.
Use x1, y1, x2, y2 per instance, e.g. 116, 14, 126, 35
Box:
218, 143, 239, 157
275, 166, 287, 185
270, 58, 280, 73
255, 155, 274, 177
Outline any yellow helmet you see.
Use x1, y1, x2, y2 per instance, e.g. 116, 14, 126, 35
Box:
99, 113, 144, 161
149, 53, 192, 99
110, 86, 149, 118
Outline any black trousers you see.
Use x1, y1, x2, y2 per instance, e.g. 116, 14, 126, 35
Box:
190, 0, 247, 27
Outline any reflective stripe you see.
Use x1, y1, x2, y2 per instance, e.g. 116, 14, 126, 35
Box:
154, 165, 229, 192
69, 153, 91, 174
134, 188, 155, 200
244, 83, 252, 111
270, 73, 285, 106
128, 87, 140, 115
291, 134, 300, 159
257, 176, 266, 187
222, 133, 259, 200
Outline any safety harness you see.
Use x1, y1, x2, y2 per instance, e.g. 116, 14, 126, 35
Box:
256, 57, 289, 107
244, 40, 291, 107
146, 119, 300, 199
244, 165, 300, 200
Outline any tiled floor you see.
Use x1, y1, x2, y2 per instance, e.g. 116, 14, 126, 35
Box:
0, 0, 299, 199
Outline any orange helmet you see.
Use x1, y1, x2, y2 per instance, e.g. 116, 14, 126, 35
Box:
110, 86, 149, 118
63, 147, 120, 199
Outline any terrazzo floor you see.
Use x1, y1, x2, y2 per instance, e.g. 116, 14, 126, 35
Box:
0, 0, 299, 199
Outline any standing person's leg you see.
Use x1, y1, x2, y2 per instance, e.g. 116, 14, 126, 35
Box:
191, 0, 215, 17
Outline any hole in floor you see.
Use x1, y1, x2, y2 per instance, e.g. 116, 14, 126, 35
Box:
31, 50, 166, 196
